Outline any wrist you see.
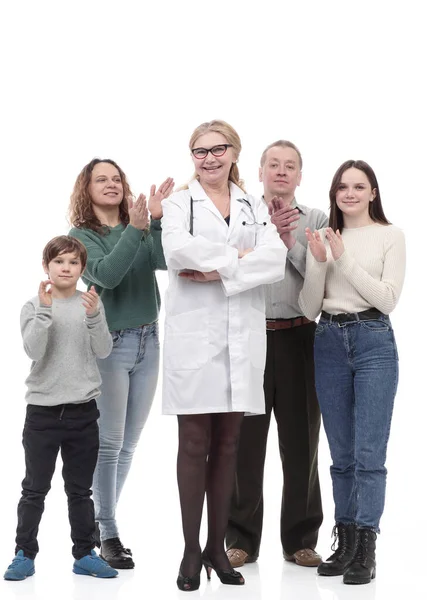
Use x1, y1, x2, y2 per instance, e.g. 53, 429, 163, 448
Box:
280, 233, 296, 250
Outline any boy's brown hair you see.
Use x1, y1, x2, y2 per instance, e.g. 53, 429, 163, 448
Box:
42, 235, 87, 272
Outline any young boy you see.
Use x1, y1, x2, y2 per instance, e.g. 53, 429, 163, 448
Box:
4, 235, 117, 580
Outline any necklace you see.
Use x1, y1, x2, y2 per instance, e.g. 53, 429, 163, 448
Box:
221, 197, 230, 218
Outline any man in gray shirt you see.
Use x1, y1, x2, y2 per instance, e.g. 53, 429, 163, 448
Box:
226, 140, 328, 568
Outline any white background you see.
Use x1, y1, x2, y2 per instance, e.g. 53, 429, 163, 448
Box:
1, 1, 425, 599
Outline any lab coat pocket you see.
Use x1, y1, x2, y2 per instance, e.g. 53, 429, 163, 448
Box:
164, 307, 209, 371
249, 307, 267, 370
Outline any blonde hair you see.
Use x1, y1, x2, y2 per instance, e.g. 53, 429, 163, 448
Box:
184, 120, 245, 191
260, 140, 303, 170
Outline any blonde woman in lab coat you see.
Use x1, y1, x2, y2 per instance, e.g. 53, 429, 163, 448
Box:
161, 120, 286, 591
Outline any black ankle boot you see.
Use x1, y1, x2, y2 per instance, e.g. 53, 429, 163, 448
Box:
343, 528, 376, 585
100, 537, 135, 569
317, 523, 357, 576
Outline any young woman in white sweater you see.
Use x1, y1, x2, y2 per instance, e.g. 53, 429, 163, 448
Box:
299, 160, 405, 585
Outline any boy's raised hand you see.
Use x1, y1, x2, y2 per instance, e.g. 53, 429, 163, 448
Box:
82, 286, 99, 316
39, 280, 53, 306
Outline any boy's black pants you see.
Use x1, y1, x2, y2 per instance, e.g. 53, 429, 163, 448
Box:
15, 400, 99, 560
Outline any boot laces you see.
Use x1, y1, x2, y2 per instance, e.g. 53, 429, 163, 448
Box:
107, 537, 129, 557
330, 524, 339, 551
354, 530, 370, 565
329, 524, 349, 559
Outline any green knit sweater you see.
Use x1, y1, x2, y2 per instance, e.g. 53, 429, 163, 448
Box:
69, 220, 166, 331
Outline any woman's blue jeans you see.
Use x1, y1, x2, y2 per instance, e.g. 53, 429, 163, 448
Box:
314, 314, 399, 532
93, 323, 160, 541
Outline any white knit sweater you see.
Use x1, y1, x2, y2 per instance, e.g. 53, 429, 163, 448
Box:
299, 223, 406, 320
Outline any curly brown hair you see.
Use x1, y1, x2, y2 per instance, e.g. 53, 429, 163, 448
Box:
69, 158, 134, 234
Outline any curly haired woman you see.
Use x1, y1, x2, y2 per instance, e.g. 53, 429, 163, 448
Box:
69, 158, 173, 569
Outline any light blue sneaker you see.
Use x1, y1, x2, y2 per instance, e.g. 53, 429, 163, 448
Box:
73, 549, 118, 578
4, 550, 35, 581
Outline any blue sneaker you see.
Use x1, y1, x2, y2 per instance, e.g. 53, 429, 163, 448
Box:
73, 549, 118, 578
4, 550, 35, 581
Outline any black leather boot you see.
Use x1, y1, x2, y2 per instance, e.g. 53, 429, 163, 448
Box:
343, 528, 376, 585
100, 538, 135, 569
317, 523, 357, 576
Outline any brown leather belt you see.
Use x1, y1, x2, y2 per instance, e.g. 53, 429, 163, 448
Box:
266, 317, 313, 331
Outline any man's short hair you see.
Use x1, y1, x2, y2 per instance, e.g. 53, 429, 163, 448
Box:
260, 140, 303, 170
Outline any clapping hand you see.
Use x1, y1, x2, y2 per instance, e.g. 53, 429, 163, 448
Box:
325, 227, 345, 260
129, 194, 149, 230
305, 228, 327, 262
39, 280, 53, 306
82, 286, 99, 316
148, 177, 175, 219
268, 196, 299, 249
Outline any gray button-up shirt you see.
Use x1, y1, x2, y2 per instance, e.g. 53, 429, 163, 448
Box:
265, 198, 328, 319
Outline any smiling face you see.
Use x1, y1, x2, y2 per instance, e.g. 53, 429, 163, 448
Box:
335, 167, 376, 223
88, 162, 124, 208
191, 131, 236, 189
43, 252, 83, 291
259, 146, 302, 202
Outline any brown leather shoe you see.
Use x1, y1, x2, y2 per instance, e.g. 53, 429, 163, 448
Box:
284, 548, 322, 567
226, 548, 257, 568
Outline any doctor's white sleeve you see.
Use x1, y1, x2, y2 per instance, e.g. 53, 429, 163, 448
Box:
161, 197, 239, 277
220, 201, 287, 297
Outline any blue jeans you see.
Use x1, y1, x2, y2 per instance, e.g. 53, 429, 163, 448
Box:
93, 323, 160, 540
314, 314, 399, 532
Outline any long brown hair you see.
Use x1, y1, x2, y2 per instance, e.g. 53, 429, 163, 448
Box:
329, 160, 390, 232
185, 120, 245, 191
69, 158, 134, 234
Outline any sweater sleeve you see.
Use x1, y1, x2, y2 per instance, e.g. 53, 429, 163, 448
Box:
298, 229, 328, 320
335, 227, 406, 314
20, 301, 53, 360
84, 299, 113, 359
146, 219, 167, 271
69, 226, 145, 289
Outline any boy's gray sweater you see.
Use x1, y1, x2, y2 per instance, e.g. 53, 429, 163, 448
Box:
20, 291, 112, 406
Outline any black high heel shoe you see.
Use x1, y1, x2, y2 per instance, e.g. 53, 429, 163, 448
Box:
176, 560, 202, 592
201, 550, 245, 585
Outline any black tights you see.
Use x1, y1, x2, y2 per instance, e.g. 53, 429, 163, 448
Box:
177, 412, 244, 576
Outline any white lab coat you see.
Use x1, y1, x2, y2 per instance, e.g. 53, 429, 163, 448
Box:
161, 179, 286, 415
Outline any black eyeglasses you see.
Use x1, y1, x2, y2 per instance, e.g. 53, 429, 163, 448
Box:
191, 144, 233, 159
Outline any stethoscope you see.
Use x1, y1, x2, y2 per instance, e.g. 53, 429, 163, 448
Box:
237, 198, 267, 227
189, 196, 266, 234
